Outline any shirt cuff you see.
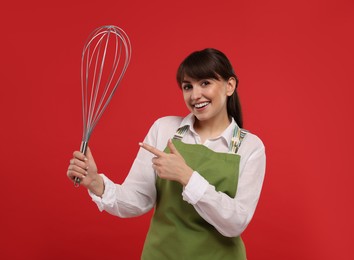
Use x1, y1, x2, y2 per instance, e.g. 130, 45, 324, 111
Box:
88, 174, 116, 211
182, 171, 209, 205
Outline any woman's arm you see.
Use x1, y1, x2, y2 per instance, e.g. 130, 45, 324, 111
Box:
182, 136, 266, 237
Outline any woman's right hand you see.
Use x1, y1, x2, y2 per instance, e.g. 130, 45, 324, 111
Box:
67, 147, 105, 197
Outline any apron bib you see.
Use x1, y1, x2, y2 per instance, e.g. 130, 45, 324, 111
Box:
142, 125, 247, 260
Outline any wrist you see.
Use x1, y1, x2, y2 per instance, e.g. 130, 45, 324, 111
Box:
180, 168, 193, 186
88, 175, 105, 197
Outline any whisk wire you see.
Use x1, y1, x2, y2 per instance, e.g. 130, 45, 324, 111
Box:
92, 34, 122, 133
88, 32, 108, 138
92, 31, 115, 129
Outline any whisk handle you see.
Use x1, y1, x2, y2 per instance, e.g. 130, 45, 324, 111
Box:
80, 141, 88, 154
74, 141, 89, 187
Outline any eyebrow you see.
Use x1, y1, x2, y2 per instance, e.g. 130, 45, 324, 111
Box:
181, 80, 191, 84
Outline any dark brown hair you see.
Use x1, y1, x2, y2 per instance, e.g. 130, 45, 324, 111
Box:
176, 48, 243, 128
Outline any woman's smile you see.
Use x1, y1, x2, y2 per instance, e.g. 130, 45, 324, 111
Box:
194, 101, 210, 109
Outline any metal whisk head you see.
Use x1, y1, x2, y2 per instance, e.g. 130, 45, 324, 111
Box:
75, 25, 131, 186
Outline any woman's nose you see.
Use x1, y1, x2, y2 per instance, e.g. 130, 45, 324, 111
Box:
191, 86, 202, 100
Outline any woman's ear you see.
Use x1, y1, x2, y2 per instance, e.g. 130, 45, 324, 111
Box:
226, 77, 237, 96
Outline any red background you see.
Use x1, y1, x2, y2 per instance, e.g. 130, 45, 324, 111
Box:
1, 0, 354, 259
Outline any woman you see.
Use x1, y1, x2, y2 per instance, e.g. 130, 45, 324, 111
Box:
67, 48, 266, 259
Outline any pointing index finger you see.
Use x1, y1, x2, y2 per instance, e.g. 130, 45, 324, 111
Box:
139, 142, 165, 157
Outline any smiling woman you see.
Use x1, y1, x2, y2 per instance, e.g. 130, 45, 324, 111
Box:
67, 48, 266, 260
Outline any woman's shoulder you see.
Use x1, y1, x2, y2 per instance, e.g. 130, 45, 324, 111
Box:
244, 130, 264, 146
240, 129, 265, 155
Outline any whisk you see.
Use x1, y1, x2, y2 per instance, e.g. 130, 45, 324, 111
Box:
74, 25, 132, 187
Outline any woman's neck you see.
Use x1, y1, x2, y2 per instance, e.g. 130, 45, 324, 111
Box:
193, 115, 231, 143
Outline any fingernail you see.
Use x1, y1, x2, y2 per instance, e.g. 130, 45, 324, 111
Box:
84, 157, 88, 161
139, 142, 143, 147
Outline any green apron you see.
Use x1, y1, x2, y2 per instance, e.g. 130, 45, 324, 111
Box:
142, 125, 248, 260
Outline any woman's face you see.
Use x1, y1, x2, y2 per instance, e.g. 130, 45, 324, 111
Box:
181, 75, 236, 124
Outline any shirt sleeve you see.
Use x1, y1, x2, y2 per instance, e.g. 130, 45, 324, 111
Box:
182, 135, 266, 237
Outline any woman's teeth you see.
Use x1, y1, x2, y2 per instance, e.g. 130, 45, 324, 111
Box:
194, 102, 209, 108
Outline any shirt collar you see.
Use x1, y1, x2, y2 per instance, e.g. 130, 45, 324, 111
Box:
179, 113, 239, 146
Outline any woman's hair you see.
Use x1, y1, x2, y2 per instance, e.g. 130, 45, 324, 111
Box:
176, 48, 243, 128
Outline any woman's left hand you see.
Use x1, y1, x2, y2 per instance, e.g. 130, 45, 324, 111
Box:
139, 139, 193, 186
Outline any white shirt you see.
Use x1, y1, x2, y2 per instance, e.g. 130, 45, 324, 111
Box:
89, 113, 266, 237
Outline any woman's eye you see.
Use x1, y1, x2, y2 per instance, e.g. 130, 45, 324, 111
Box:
201, 81, 210, 87
182, 84, 192, 91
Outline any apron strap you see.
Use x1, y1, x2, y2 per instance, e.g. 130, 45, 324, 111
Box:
173, 124, 248, 154
173, 125, 189, 140
230, 127, 248, 154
